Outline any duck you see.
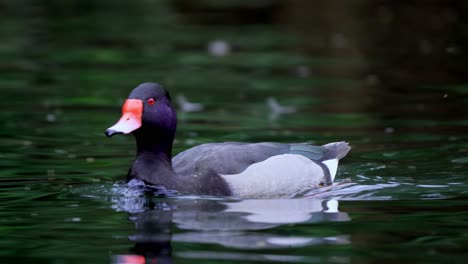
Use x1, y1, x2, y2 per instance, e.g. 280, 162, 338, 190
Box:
105, 83, 351, 198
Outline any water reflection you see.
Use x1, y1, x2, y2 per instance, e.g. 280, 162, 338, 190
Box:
110, 188, 350, 263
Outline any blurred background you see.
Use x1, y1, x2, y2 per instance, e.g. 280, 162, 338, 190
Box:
2, 0, 466, 104
1, 0, 468, 263
2, 0, 467, 176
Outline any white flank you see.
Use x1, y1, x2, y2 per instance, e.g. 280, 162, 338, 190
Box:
220, 154, 325, 199
324, 199, 339, 213
322, 159, 338, 182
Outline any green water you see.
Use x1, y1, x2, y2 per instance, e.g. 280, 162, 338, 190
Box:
1, 1, 468, 263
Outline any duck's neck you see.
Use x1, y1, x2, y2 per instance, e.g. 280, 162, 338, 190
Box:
135, 130, 174, 160
129, 128, 178, 184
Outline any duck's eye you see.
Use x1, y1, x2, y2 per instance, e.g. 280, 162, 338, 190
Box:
147, 98, 156, 105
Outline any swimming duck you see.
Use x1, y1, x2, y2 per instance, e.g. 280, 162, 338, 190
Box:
105, 83, 351, 198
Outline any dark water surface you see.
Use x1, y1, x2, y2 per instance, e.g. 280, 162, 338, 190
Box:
1, 1, 468, 263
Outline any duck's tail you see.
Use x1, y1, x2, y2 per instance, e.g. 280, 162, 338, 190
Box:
322, 142, 351, 160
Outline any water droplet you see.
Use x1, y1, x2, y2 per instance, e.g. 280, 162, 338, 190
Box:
208, 40, 231, 57
366, 74, 380, 86
370, 165, 386, 171
55, 149, 67, 154
295, 65, 310, 78
383, 152, 398, 157
446, 46, 458, 54
46, 114, 56, 122
419, 39, 432, 54
452, 157, 468, 163
331, 33, 346, 49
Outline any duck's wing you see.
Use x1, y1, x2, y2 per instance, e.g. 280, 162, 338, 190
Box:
173, 142, 288, 176
172, 141, 350, 176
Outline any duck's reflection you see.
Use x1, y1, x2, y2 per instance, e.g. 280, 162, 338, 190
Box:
112, 195, 350, 263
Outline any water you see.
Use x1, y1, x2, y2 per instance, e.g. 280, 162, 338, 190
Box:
1, 1, 468, 263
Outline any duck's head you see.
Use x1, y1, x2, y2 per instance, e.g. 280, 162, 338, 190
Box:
105, 83, 177, 138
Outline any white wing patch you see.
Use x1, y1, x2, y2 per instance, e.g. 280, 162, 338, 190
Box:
322, 158, 338, 182
220, 154, 326, 199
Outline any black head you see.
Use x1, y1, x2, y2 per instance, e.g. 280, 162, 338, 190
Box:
105, 83, 177, 137
128, 82, 172, 104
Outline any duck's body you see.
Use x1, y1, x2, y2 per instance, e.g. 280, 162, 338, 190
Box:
106, 83, 351, 198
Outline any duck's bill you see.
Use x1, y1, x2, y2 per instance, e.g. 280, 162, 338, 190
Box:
105, 99, 143, 137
